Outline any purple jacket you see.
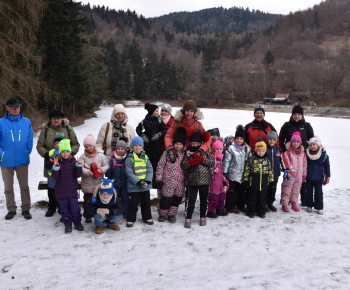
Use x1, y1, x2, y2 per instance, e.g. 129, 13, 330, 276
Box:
210, 154, 225, 194
51, 156, 83, 198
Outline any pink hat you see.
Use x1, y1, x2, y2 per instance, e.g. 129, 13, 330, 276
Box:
290, 132, 302, 144
84, 134, 96, 147
211, 139, 223, 153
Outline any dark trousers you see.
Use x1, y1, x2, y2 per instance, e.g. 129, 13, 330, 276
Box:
116, 187, 129, 216
306, 180, 323, 210
266, 178, 279, 205
186, 185, 209, 219
127, 190, 152, 223
247, 188, 267, 216
57, 197, 82, 227
300, 182, 306, 205
83, 193, 93, 218
225, 180, 245, 211
47, 187, 60, 212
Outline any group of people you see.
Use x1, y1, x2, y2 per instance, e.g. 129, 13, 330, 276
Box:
0, 98, 331, 234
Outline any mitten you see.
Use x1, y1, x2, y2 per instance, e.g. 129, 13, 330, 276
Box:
188, 156, 200, 167
54, 149, 59, 156
323, 177, 330, 185
291, 170, 296, 178
136, 180, 148, 190
91, 163, 102, 178
195, 148, 204, 157
142, 134, 149, 144
283, 169, 291, 180
198, 156, 205, 164
151, 132, 162, 141
97, 208, 109, 218
302, 176, 307, 183
167, 147, 177, 163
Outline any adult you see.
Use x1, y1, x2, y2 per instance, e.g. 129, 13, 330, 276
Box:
36, 109, 80, 217
279, 105, 314, 205
96, 104, 135, 159
159, 103, 175, 155
244, 105, 277, 153
0, 98, 33, 220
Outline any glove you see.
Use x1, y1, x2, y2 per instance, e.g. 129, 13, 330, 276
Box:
167, 147, 177, 164
323, 177, 330, 185
269, 182, 275, 189
97, 208, 109, 218
291, 170, 296, 178
198, 156, 205, 164
188, 156, 201, 166
244, 181, 250, 189
91, 163, 102, 178
195, 148, 205, 157
54, 149, 59, 156
142, 134, 149, 144
136, 180, 148, 190
151, 132, 162, 142
302, 176, 307, 183
283, 169, 291, 180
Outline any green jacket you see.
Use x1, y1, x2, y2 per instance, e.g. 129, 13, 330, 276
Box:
244, 154, 274, 191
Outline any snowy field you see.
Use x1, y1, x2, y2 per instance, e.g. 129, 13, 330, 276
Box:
1, 105, 349, 289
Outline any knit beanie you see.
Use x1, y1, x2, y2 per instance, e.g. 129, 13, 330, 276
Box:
211, 139, 223, 153
191, 132, 202, 144
292, 105, 304, 116
58, 139, 71, 154
208, 128, 220, 137
112, 104, 126, 117
145, 103, 158, 115
161, 103, 172, 114
255, 137, 267, 152
173, 127, 186, 146
83, 134, 96, 148
54, 135, 65, 144
266, 131, 278, 142
132, 136, 144, 148
290, 131, 302, 144
115, 140, 127, 151
309, 136, 321, 147
183, 100, 196, 112
235, 125, 245, 138
254, 105, 265, 116
49, 109, 64, 120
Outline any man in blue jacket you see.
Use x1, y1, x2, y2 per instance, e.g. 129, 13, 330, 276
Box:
0, 98, 33, 220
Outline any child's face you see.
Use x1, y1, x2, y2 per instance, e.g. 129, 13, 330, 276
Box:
116, 147, 126, 156
61, 151, 70, 159
309, 142, 319, 152
174, 142, 184, 151
211, 135, 219, 142
85, 144, 95, 154
256, 149, 265, 157
229, 137, 235, 145
133, 144, 143, 154
100, 192, 110, 199
235, 137, 244, 146
292, 141, 300, 149
54, 141, 60, 149
152, 108, 160, 117
268, 139, 276, 147
185, 110, 194, 119
215, 148, 223, 154
190, 142, 201, 148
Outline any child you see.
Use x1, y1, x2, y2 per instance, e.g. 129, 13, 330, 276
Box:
207, 140, 229, 218
156, 127, 186, 223
243, 138, 273, 218
86, 178, 124, 234
223, 125, 251, 214
106, 140, 129, 218
280, 132, 307, 212
51, 139, 84, 233
180, 131, 214, 228
305, 136, 330, 215
80, 134, 109, 223
125, 136, 154, 227
223, 135, 234, 157
265, 131, 290, 213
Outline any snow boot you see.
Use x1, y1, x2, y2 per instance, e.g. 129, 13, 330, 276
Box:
265, 204, 271, 213
158, 216, 166, 222
239, 206, 247, 213
268, 204, 277, 212
282, 205, 289, 212
168, 216, 176, 223
65, 225, 72, 234
216, 209, 229, 216
75, 224, 84, 231
85, 217, 92, 223
200, 217, 207, 226
184, 219, 191, 228
317, 210, 323, 215
144, 219, 154, 225
206, 212, 218, 219
107, 224, 120, 231
306, 207, 312, 213
22, 211, 32, 220
95, 226, 103, 234
291, 202, 300, 212
126, 222, 134, 227
45, 209, 55, 217
5, 211, 16, 220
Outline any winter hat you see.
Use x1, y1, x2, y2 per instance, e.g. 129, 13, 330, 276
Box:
115, 140, 127, 151
235, 125, 245, 138
254, 105, 265, 116
49, 109, 64, 120
161, 103, 172, 114
145, 103, 158, 115
6, 98, 21, 107
53, 135, 65, 144
208, 128, 220, 137
58, 139, 71, 154
132, 136, 144, 148
292, 105, 304, 116
183, 100, 196, 112
173, 127, 186, 146
99, 178, 114, 204
309, 136, 321, 147
255, 137, 267, 152
266, 131, 278, 142
190, 132, 203, 144
290, 131, 302, 144
83, 134, 97, 148
211, 139, 223, 152
112, 104, 126, 117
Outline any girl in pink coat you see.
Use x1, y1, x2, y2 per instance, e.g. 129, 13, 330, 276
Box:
280, 132, 307, 212
207, 140, 229, 218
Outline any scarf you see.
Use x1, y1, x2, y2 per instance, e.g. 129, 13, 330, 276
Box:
100, 194, 113, 205
234, 143, 245, 150
306, 147, 322, 160
293, 148, 300, 155
160, 115, 171, 124
84, 149, 96, 158
110, 119, 130, 149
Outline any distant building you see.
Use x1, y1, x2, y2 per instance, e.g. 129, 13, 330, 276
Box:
264, 94, 291, 104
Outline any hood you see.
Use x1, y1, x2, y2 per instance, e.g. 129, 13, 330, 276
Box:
42, 118, 70, 129
173, 109, 203, 122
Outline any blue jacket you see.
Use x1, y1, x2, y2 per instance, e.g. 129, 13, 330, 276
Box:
0, 112, 33, 168
306, 149, 330, 182
266, 145, 288, 180
106, 155, 128, 189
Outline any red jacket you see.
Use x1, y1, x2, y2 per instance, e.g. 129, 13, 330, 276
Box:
245, 119, 277, 152
161, 116, 175, 155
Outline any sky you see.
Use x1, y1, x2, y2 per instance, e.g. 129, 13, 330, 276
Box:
78, 0, 324, 18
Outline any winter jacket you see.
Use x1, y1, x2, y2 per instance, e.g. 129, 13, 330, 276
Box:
106, 152, 128, 189
245, 119, 277, 152
266, 145, 289, 180
81, 148, 109, 193
210, 154, 225, 194
244, 153, 274, 191
96, 113, 135, 159
125, 150, 153, 192
156, 149, 186, 194
223, 143, 251, 183
36, 118, 80, 177
86, 185, 124, 217
44, 148, 57, 188
284, 143, 307, 179
0, 112, 33, 168
164, 109, 210, 152
279, 116, 314, 152
306, 148, 330, 182
51, 156, 83, 198
161, 116, 175, 154
181, 150, 215, 186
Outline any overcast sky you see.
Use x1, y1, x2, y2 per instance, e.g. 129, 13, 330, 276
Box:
78, 0, 324, 18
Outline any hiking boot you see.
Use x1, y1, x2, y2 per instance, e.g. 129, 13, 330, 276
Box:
246, 213, 254, 218
216, 209, 229, 216
65, 225, 72, 234
5, 212, 16, 220
258, 214, 266, 218
291, 202, 300, 212
268, 204, 277, 212
317, 210, 324, 215
184, 219, 191, 228
229, 208, 240, 214
207, 212, 218, 219
200, 217, 207, 226
95, 226, 103, 234
265, 205, 271, 213
239, 206, 247, 213
282, 205, 289, 212
158, 216, 166, 222
306, 207, 312, 213
107, 224, 120, 231
144, 219, 154, 225
126, 222, 134, 228
74, 224, 84, 231
85, 218, 92, 223
45, 210, 55, 217
22, 211, 32, 220
168, 216, 176, 223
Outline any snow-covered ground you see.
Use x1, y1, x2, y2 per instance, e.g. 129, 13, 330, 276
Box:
1, 105, 349, 289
